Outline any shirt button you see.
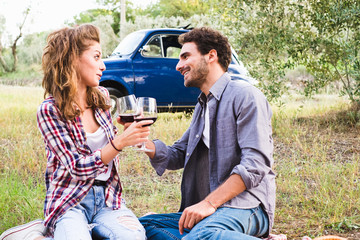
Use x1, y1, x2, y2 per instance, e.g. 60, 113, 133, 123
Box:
196, 134, 199, 138
201, 114, 204, 117
186, 153, 189, 156
76, 198, 81, 202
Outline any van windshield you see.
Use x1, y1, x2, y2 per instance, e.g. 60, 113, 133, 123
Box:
111, 31, 146, 56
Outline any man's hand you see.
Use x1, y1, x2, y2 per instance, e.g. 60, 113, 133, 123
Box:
178, 200, 216, 235
178, 174, 247, 235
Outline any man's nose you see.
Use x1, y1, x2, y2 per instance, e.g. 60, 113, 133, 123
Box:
176, 60, 183, 72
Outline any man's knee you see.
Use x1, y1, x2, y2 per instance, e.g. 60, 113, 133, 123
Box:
139, 213, 181, 228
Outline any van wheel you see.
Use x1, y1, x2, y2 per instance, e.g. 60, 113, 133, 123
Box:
106, 87, 125, 116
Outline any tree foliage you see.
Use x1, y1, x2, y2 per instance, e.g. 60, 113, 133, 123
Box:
0, 7, 30, 73
211, 0, 293, 102
120, 14, 212, 40
17, 31, 48, 65
91, 15, 119, 57
2, 0, 359, 107
94, 0, 215, 34
293, 0, 360, 106
67, 9, 112, 26
0, 14, 11, 72
95, 0, 140, 34
138, 0, 215, 18
213, 0, 360, 106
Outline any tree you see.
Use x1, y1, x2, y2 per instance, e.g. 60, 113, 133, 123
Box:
67, 9, 113, 26
11, 7, 30, 72
17, 31, 49, 65
214, 0, 360, 106
0, 7, 30, 73
95, 0, 215, 34
91, 15, 119, 57
0, 14, 11, 72
291, 0, 360, 107
95, 0, 138, 34
213, 0, 292, 102
139, 0, 214, 18
121, 14, 212, 39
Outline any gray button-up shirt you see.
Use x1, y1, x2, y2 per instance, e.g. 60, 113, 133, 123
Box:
150, 72, 276, 232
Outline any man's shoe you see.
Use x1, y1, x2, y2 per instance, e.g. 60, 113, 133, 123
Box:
0, 219, 46, 240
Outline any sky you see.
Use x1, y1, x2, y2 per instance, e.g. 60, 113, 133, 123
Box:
0, 0, 157, 38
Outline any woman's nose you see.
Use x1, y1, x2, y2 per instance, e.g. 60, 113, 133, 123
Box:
100, 60, 106, 71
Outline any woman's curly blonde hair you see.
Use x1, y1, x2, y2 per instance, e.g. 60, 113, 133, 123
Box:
42, 24, 110, 120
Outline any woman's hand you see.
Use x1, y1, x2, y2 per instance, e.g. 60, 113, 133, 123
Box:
114, 120, 153, 149
117, 116, 136, 130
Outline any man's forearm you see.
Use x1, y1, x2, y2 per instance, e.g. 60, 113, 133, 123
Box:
178, 173, 247, 234
204, 174, 246, 208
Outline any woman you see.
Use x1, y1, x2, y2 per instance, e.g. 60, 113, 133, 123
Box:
0, 24, 151, 240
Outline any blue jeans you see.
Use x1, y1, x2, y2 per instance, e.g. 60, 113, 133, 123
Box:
45, 185, 146, 240
139, 206, 269, 240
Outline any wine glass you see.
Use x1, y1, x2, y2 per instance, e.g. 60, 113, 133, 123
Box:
116, 94, 139, 123
135, 97, 157, 152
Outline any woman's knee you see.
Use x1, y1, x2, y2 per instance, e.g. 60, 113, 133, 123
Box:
54, 208, 92, 240
95, 215, 146, 240
116, 214, 146, 238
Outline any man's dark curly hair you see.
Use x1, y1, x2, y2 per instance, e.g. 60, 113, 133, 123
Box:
178, 27, 232, 72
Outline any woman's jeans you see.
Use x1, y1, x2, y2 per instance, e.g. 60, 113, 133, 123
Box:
139, 206, 269, 240
45, 185, 146, 240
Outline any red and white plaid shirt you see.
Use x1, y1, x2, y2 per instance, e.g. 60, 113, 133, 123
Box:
37, 87, 122, 236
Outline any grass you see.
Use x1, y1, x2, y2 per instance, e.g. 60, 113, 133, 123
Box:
272, 94, 360, 238
0, 64, 43, 87
0, 85, 359, 239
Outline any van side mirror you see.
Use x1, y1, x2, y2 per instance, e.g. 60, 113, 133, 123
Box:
140, 45, 151, 53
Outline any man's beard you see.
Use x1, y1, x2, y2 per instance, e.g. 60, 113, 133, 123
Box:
184, 57, 209, 88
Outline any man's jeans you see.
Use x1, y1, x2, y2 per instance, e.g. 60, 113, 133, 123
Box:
139, 206, 269, 240
45, 185, 146, 240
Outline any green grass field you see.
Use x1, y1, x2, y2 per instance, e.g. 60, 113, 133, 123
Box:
0, 85, 359, 239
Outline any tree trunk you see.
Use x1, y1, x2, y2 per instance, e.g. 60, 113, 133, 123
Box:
0, 41, 11, 72
0, 55, 10, 72
120, 0, 126, 40
9, 7, 29, 72
11, 35, 21, 72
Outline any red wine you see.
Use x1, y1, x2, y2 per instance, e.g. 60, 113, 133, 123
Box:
119, 114, 139, 123
135, 117, 157, 126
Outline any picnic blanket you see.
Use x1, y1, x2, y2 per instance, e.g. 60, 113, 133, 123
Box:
264, 234, 347, 240
263, 233, 287, 240
302, 236, 347, 240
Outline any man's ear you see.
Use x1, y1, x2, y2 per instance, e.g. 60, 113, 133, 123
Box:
208, 49, 218, 63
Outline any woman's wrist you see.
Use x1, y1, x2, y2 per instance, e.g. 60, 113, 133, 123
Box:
110, 138, 122, 152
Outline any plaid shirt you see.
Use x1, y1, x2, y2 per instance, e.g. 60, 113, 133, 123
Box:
37, 87, 122, 236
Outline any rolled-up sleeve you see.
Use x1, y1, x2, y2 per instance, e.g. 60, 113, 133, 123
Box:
231, 85, 273, 190
231, 148, 271, 189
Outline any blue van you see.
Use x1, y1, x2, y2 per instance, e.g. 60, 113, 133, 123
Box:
99, 28, 255, 113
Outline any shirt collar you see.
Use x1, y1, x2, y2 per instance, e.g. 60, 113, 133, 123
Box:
197, 72, 231, 106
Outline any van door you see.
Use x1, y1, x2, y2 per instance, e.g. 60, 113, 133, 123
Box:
132, 33, 200, 109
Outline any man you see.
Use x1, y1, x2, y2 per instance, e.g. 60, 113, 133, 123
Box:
140, 27, 276, 240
